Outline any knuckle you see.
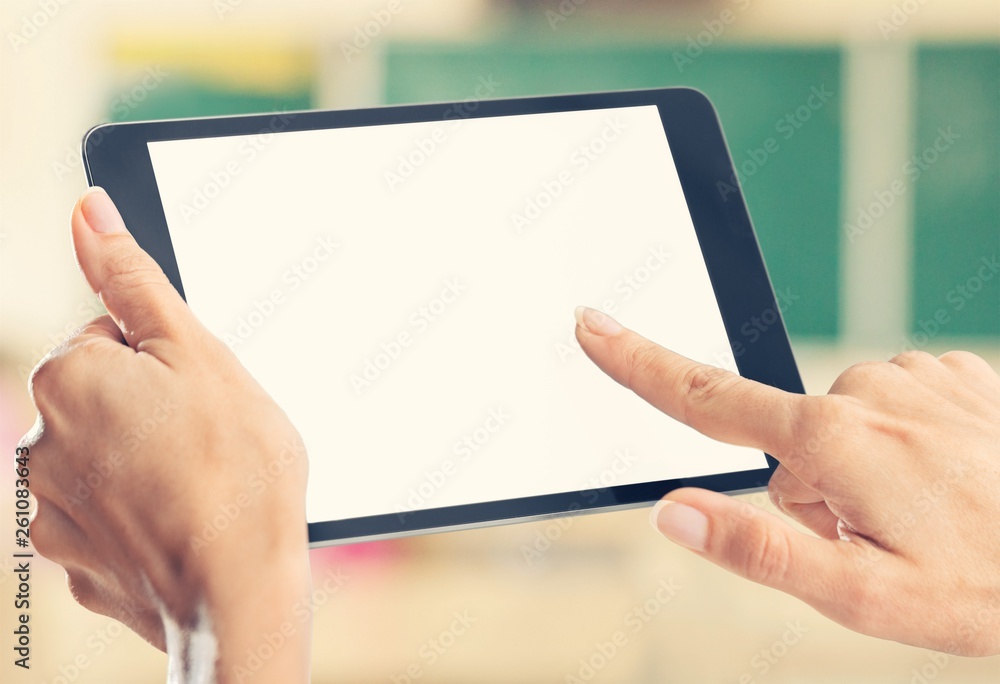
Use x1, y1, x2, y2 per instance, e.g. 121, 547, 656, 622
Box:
27, 353, 65, 409
835, 360, 886, 389
29, 510, 55, 559
889, 349, 935, 368
797, 394, 852, 432
17, 415, 45, 453
788, 395, 852, 464
80, 314, 116, 334
101, 248, 168, 299
620, 343, 662, 390
27, 339, 95, 413
101, 244, 156, 286
938, 350, 984, 369
677, 365, 740, 423
734, 518, 792, 587
70, 331, 116, 361
681, 364, 738, 397
65, 570, 102, 613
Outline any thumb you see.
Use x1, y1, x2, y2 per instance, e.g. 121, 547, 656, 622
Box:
71, 187, 195, 350
650, 488, 868, 615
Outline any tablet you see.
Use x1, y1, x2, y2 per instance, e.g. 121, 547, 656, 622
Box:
82, 87, 803, 546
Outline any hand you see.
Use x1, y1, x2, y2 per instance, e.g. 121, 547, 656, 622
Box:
22, 188, 312, 681
574, 306, 1000, 656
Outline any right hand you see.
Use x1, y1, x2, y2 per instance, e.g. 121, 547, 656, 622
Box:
574, 305, 1000, 656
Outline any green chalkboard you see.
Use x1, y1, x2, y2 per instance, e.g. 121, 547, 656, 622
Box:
911, 45, 1000, 338
383, 42, 843, 338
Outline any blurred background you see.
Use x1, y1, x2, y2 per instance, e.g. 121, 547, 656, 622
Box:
1, 1, 998, 682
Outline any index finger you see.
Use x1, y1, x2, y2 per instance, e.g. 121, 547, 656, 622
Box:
573, 306, 801, 456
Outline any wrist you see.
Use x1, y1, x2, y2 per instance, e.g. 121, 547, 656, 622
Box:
208, 554, 312, 683
168, 526, 312, 683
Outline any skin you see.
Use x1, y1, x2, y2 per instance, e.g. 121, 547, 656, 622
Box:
22, 188, 312, 682
574, 305, 1000, 657
22, 189, 998, 681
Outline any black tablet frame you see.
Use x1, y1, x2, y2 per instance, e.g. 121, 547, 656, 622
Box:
83, 87, 803, 546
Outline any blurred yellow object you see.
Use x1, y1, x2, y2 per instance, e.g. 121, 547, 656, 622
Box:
111, 30, 314, 93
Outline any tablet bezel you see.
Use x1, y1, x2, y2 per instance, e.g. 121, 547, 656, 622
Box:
82, 87, 803, 547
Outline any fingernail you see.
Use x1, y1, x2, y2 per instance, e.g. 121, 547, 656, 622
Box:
574, 306, 623, 336
649, 500, 708, 552
80, 187, 127, 234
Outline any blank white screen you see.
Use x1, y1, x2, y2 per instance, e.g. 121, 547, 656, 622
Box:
146, 104, 765, 524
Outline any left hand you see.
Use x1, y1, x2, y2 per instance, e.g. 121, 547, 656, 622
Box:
22, 187, 313, 681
